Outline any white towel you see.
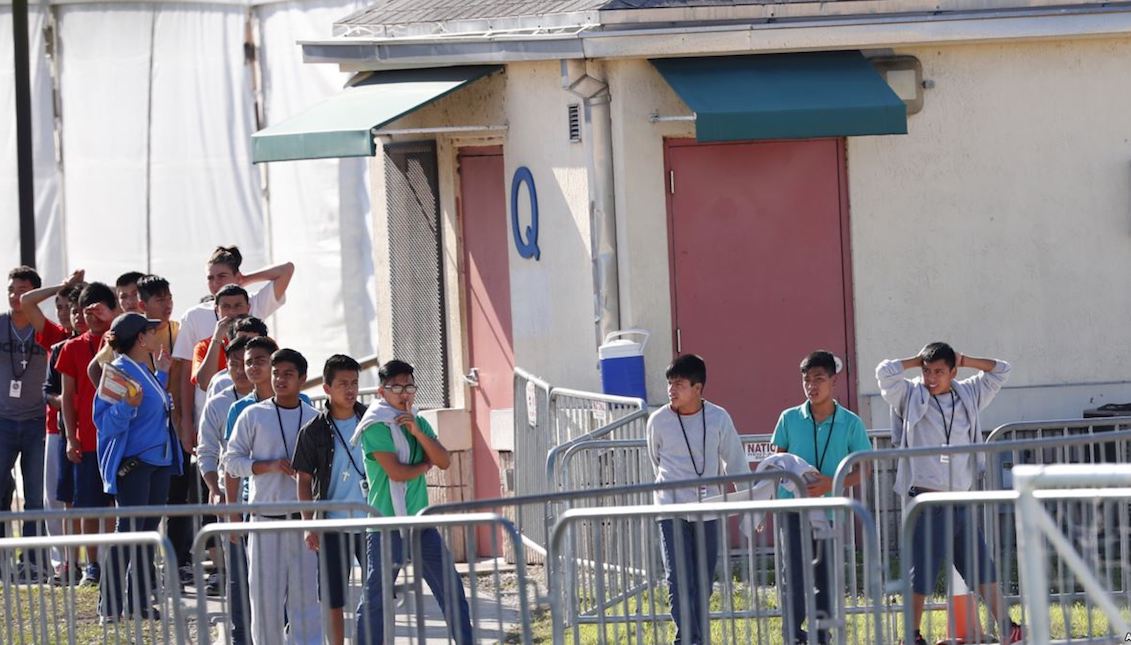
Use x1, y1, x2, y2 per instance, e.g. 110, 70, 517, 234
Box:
353, 399, 420, 517
704, 453, 831, 539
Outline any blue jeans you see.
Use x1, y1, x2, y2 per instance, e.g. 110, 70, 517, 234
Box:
783, 514, 832, 644
99, 462, 173, 617
659, 519, 719, 645
356, 528, 472, 645
0, 416, 45, 561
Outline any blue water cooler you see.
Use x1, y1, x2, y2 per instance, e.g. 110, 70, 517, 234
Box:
598, 329, 649, 401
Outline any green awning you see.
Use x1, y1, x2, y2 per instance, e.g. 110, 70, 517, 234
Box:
650, 52, 907, 142
252, 65, 501, 163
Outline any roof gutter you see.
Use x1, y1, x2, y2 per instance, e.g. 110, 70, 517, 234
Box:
301, 5, 1131, 68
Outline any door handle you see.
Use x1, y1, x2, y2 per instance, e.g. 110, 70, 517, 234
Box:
463, 367, 480, 387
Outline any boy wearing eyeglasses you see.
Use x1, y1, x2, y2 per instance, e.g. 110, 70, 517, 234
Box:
354, 359, 472, 645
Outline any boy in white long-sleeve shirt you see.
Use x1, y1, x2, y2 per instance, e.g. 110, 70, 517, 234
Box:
876, 342, 1021, 645
222, 348, 322, 645
647, 354, 748, 645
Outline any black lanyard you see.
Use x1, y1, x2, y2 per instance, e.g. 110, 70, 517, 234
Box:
329, 414, 365, 479
273, 400, 303, 457
932, 391, 958, 445
675, 403, 707, 477
808, 402, 837, 472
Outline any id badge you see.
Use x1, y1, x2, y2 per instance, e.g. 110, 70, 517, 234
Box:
8, 380, 21, 398
939, 452, 950, 465
699, 485, 708, 499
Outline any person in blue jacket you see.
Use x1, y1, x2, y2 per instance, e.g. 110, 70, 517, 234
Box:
93, 312, 183, 622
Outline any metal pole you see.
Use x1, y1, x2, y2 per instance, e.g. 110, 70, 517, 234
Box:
13, 0, 36, 267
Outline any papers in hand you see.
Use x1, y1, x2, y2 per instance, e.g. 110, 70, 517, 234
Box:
98, 363, 142, 404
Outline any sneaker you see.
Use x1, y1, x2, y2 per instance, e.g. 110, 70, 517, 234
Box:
205, 572, 222, 596
11, 562, 46, 584
178, 565, 194, 587
52, 563, 81, 586
79, 563, 101, 587
125, 606, 161, 621
899, 631, 928, 645
98, 614, 122, 626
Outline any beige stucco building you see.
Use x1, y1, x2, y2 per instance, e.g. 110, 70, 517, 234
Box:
256, 0, 1131, 505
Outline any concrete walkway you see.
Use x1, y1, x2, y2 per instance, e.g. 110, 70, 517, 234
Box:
184, 564, 523, 644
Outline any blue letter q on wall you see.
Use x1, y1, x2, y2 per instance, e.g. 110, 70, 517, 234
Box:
510, 166, 540, 260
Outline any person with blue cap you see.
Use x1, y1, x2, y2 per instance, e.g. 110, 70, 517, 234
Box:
93, 312, 183, 623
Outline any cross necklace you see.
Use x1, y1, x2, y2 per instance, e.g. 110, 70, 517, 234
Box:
8, 319, 33, 372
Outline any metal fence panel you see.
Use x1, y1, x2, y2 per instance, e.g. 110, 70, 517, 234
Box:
0, 531, 186, 644
831, 427, 1131, 642
511, 368, 554, 559
1012, 464, 1131, 645
547, 387, 645, 446
549, 497, 884, 645
192, 513, 531, 645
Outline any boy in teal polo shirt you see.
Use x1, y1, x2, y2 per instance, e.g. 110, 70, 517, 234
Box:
354, 359, 472, 645
771, 350, 871, 645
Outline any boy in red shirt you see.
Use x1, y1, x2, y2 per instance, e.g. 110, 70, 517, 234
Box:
56, 282, 120, 586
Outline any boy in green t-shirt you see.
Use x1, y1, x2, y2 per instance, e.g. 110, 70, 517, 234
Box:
353, 359, 472, 644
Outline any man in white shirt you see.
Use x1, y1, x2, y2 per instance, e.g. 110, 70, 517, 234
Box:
647, 354, 748, 645
222, 348, 321, 645
171, 245, 294, 447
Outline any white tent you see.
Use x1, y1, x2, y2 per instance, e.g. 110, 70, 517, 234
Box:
1, 0, 378, 370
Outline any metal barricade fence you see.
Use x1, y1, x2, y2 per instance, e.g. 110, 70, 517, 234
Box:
548, 497, 884, 645
898, 491, 1023, 645
985, 416, 1131, 443
831, 428, 1131, 642
191, 512, 531, 645
546, 387, 645, 447
1012, 464, 1131, 645
549, 429, 894, 494
0, 500, 376, 644
0, 531, 186, 644
511, 369, 644, 554
423, 471, 808, 613
512, 368, 554, 553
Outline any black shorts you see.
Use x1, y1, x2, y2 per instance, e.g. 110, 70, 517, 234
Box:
318, 531, 366, 609
55, 434, 74, 504
73, 452, 113, 508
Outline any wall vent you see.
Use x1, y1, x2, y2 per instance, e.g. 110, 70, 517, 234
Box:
568, 104, 581, 143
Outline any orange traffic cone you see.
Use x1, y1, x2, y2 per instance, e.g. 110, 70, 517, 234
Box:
947, 570, 977, 643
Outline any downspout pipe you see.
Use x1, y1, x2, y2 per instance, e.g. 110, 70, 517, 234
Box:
561, 59, 621, 350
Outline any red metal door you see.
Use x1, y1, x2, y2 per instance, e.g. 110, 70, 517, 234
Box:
458, 146, 513, 554
665, 138, 855, 435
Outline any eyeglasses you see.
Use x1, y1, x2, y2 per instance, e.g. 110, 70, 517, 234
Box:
385, 385, 418, 394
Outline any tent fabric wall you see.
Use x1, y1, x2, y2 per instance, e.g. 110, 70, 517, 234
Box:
257, 0, 377, 370
57, 3, 267, 308
5, 0, 376, 370
1, 3, 64, 284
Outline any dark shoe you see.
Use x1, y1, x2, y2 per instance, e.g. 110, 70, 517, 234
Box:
205, 572, 222, 596
899, 631, 928, 645
125, 607, 161, 621
178, 565, 194, 587
52, 563, 81, 586
78, 563, 101, 587
11, 562, 47, 584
